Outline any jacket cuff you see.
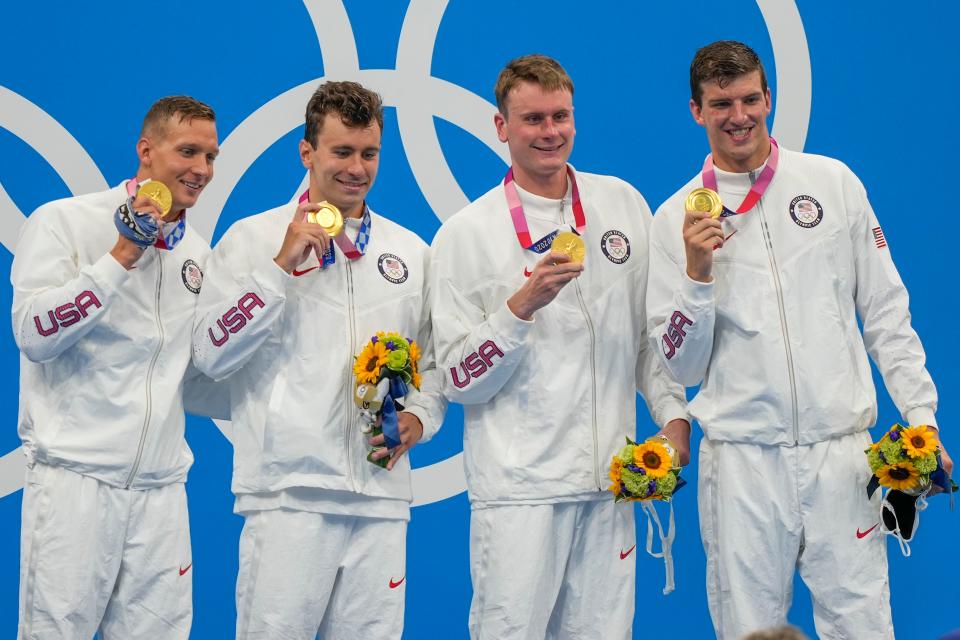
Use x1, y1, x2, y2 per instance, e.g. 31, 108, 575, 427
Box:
93, 252, 132, 294
252, 257, 290, 297
489, 301, 535, 349
655, 400, 691, 431
905, 407, 937, 430
681, 272, 715, 308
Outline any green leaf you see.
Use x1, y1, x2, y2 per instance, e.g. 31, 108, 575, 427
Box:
366, 449, 389, 469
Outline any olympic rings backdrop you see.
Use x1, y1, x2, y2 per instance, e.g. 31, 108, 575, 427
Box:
1, 1, 957, 638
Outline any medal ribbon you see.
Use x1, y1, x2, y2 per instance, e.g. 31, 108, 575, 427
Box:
298, 190, 371, 268
126, 179, 187, 250
503, 165, 585, 251
701, 137, 779, 216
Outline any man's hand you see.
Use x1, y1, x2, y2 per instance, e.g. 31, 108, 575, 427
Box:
941, 442, 954, 478
507, 251, 584, 320
273, 201, 334, 273
111, 194, 165, 269
657, 418, 692, 466
369, 412, 423, 471
684, 209, 724, 283
110, 236, 147, 270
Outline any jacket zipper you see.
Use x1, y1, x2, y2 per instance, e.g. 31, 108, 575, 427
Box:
754, 184, 800, 444
561, 200, 602, 490
126, 250, 165, 488
345, 259, 358, 491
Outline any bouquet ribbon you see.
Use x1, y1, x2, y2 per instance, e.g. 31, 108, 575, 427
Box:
379, 377, 409, 450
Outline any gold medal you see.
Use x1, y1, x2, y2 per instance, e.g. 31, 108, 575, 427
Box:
551, 231, 585, 263
307, 201, 344, 237
136, 181, 173, 217
685, 187, 724, 219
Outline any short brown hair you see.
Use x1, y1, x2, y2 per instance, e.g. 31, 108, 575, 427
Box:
304, 81, 384, 147
494, 54, 574, 116
741, 625, 809, 640
140, 95, 215, 139
690, 40, 768, 107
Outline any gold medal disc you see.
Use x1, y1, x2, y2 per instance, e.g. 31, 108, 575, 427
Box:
307, 201, 344, 237
685, 187, 724, 219
136, 181, 173, 217
551, 231, 586, 264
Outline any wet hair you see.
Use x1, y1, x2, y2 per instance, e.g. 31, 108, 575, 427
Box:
140, 95, 215, 139
494, 54, 574, 116
303, 81, 384, 146
690, 40, 768, 107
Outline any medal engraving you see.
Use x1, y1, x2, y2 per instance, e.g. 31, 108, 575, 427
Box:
307, 201, 344, 237
685, 187, 723, 219
551, 231, 585, 263
137, 181, 173, 217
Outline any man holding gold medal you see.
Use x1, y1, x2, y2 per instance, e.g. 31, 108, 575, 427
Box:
12, 96, 221, 638
646, 41, 952, 638
430, 55, 689, 639
192, 81, 445, 639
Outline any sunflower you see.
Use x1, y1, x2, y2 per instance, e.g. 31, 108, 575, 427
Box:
409, 340, 422, 369
633, 441, 671, 479
411, 369, 422, 390
353, 341, 389, 384
609, 456, 623, 484
900, 425, 938, 459
876, 462, 921, 491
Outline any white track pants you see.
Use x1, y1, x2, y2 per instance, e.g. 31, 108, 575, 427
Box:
698, 432, 893, 640
235, 510, 407, 640
468, 500, 635, 640
18, 463, 192, 640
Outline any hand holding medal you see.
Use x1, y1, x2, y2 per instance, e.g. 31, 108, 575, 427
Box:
114, 179, 171, 250
274, 198, 339, 274
136, 180, 173, 219
306, 200, 344, 237
683, 188, 725, 282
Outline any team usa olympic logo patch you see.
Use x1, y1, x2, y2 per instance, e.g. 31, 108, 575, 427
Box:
601, 230, 630, 264
377, 253, 409, 284
181, 259, 203, 294
789, 195, 823, 228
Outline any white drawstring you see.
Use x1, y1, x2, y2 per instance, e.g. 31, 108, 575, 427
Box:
641, 500, 676, 594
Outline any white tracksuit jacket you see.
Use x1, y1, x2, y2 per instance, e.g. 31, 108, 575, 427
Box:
192, 204, 445, 508
12, 183, 215, 489
431, 169, 688, 504
647, 147, 937, 444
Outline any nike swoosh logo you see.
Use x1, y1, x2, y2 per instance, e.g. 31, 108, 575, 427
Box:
619, 545, 636, 560
389, 576, 405, 589
856, 523, 879, 539
179, 563, 192, 576
292, 266, 319, 277
523, 267, 532, 278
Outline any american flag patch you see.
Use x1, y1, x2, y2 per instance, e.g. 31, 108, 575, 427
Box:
872, 226, 887, 249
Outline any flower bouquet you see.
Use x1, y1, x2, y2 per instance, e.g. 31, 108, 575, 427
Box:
352, 332, 422, 468
865, 424, 956, 554
608, 435, 686, 502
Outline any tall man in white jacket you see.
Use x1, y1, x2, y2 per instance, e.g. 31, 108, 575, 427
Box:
647, 40, 953, 639
430, 54, 690, 639
192, 81, 445, 640
13, 96, 221, 639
